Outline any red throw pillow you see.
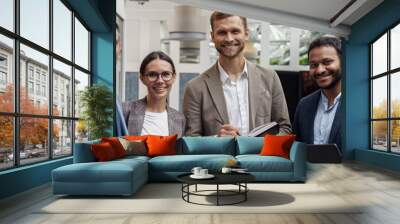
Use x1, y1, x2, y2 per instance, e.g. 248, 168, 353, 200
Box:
260, 134, 296, 159
146, 135, 177, 157
101, 137, 127, 158
91, 142, 118, 161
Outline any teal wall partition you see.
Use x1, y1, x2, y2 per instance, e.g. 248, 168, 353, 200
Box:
0, 158, 72, 199
0, 0, 116, 200
345, 0, 400, 171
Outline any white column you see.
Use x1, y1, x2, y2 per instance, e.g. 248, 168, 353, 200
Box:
289, 27, 300, 68
200, 39, 211, 68
168, 40, 180, 110
149, 20, 161, 52
138, 20, 151, 99
260, 22, 270, 68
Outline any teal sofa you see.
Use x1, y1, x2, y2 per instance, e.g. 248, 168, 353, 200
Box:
52, 137, 307, 195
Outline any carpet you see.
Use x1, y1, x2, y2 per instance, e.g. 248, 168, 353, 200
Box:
38, 183, 361, 214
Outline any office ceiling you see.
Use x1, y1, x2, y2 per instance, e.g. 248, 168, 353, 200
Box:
224, 0, 382, 25
166, 0, 384, 37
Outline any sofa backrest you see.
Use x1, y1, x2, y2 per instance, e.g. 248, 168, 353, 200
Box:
73, 136, 266, 161
236, 136, 263, 155
73, 140, 100, 163
179, 137, 236, 155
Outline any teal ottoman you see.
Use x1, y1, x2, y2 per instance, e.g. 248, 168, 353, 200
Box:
52, 156, 148, 196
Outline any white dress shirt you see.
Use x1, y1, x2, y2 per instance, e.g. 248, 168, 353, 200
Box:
218, 60, 250, 136
141, 110, 169, 136
313, 92, 341, 144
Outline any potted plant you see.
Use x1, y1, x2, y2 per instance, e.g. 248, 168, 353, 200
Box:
79, 84, 113, 140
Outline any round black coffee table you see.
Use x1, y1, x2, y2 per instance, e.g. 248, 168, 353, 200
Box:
177, 173, 255, 206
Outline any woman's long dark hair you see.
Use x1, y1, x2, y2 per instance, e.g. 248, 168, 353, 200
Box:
139, 51, 176, 75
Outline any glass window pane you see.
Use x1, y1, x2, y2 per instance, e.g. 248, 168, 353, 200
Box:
179, 73, 197, 112
53, 0, 72, 60
391, 24, 400, 70
391, 72, 400, 118
391, 120, 400, 153
269, 25, 290, 65
20, 117, 49, 165
20, 44, 49, 115
75, 120, 88, 143
299, 31, 323, 65
20, 0, 49, 49
372, 33, 387, 76
53, 119, 72, 158
53, 59, 72, 117
372, 121, 388, 151
372, 77, 387, 119
0, 34, 14, 112
0, 0, 14, 31
125, 72, 138, 102
0, 116, 13, 170
75, 18, 89, 70
243, 22, 260, 64
74, 69, 89, 118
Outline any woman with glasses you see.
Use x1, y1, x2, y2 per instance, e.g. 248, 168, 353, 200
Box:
122, 51, 185, 137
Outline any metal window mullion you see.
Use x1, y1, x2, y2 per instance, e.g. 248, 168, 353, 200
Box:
14, 0, 20, 167
387, 30, 391, 152
88, 29, 91, 74
71, 11, 76, 155
370, 45, 373, 149
48, 0, 53, 160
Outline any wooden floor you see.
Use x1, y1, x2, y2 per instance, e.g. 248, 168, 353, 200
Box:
1, 162, 400, 224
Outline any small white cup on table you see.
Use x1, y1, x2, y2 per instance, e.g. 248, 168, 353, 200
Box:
199, 168, 208, 176
191, 167, 202, 176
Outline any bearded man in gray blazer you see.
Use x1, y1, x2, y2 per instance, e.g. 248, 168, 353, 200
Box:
183, 11, 292, 137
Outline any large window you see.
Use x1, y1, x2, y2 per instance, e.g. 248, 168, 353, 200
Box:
370, 23, 400, 153
0, 0, 91, 170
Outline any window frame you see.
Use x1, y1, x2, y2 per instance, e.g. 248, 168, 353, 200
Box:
370, 20, 400, 154
0, 0, 92, 171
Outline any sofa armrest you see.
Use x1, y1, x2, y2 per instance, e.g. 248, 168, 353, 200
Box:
73, 140, 100, 163
289, 141, 307, 181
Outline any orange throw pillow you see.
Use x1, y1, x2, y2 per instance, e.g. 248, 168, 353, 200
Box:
101, 137, 127, 158
91, 142, 117, 161
260, 135, 296, 159
146, 135, 177, 157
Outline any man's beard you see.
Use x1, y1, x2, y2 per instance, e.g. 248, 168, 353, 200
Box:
215, 42, 245, 59
315, 70, 342, 90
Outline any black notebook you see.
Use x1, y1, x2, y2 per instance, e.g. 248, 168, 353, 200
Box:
247, 121, 279, 137
307, 144, 342, 163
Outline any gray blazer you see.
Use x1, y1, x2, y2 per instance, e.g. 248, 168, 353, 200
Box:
183, 61, 292, 136
122, 98, 186, 138
293, 89, 342, 150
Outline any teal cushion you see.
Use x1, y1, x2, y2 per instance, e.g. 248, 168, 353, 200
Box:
236, 136, 263, 155
180, 137, 235, 155
118, 155, 150, 163
236, 155, 293, 172
148, 154, 235, 172
53, 159, 147, 183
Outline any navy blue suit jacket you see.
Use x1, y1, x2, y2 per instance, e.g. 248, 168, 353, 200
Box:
293, 89, 342, 151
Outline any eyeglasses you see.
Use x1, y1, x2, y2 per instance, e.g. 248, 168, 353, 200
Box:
144, 71, 174, 82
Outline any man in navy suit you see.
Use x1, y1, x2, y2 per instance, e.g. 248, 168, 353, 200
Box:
293, 36, 343, 151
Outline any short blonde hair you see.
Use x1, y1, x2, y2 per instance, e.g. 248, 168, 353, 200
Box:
209, 11, 247, 31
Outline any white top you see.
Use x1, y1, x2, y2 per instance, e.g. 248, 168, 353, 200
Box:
141, 110, 169, 136
218, 60, 250, 136
313, 92, 341, 144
